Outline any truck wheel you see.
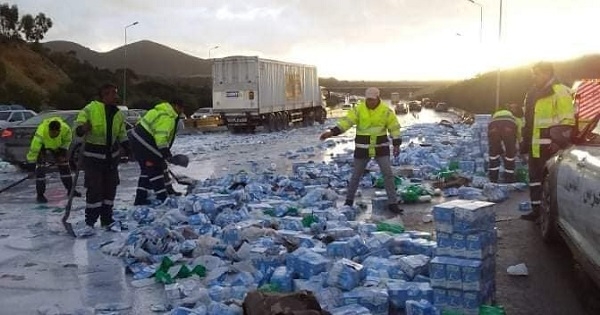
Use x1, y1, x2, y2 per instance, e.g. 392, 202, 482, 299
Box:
262, 115, 272, 133
306, 110, 315, 126
268, 114, 276, 132
282, 112, 290, 129
540, 172, 559, 243
315, 107, 326, 124
274, 112, 283, 131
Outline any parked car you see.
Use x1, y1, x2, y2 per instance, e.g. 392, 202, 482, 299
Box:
0, 104, 26, 111
395, 103, 408, 115
123, 108, 147, 126
541, 79, 600, 288
435, 102, 449, 112
190, 107, 223, 126
0, 110, 82, 169
408, 101, 422, 112
0, 109, 37, 130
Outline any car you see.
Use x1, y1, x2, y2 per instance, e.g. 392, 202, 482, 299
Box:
0, 109, 37, 130
395, 103, 408, 115
435, 102, 449, 112
189, 107, 223, 126
408, 101, 422, 112
0, 110, 133, 169
0, 104, 26, 111
123, 108, 147, 126
0, 110, 82, 169
541, 79, 600, 288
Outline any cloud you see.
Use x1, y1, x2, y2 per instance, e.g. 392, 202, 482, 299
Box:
11, 0, 600, 80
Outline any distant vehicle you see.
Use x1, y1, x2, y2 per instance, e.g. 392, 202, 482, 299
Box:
0, 104, 26, 111
408, 101, 422, 112
541, 79, 600, 288
391, 93, 401, 105
212, 56, 326, 133
0, 109, 37, 130
435, 102, 449, 112
189, 107, 223, 127
395, 103, 408, 115
122, 109, 147, 126
0, 110, 81, 169
422, 98, 434, 109
191, 108, 217, 119
0, 110, 132, 169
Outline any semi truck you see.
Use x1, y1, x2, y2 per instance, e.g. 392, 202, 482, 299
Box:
391, 92, 400, 105
212, 56, 327, 132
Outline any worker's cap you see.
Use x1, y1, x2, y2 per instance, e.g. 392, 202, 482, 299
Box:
365, 87, 380, 99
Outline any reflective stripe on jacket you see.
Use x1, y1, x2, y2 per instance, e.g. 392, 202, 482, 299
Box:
26, 117, 72, 163
335, 100, 401, 158
75, 100, 128, 163
491, 109, 521, 142
530, 84, 575, 157
139, 102, 178, 150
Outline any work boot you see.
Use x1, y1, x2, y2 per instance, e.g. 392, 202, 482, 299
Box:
520, 206, 540, 221
36, 194, 48, 203
344, 199, 354, 207
388, 203, 404, 214
167, 187, 182, 196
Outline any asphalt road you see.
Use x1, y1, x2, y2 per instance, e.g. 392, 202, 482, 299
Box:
0, 108, 598, 314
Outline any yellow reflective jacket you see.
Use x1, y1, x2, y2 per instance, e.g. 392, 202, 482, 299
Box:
26, 117, 72, 163
523, 83, 574, 158
333, 100, 401, 158
75, 100, 128, 163
139, 102, 178, 150
491, 109, 522, 142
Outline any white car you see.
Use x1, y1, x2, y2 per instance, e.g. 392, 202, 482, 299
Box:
0, 109, 37, 130
541, 79, 600, 288
191, 108, 216, 119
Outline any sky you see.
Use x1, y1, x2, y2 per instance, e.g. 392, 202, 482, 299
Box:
12, 0, 600, 81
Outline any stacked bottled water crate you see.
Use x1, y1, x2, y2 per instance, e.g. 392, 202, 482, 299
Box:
430, 199, 497, 315
473, 114, 492, 173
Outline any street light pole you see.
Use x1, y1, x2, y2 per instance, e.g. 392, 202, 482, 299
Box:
123, 21, 139, 107
495, 0, 503, 109
208, 45, 220, 59
467, 0, 483, 44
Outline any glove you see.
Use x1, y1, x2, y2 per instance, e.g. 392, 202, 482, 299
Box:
168, 154, 189, 167
27, 171, 35, 179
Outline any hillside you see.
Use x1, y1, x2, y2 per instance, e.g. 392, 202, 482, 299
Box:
43, 40, 212, 78
431, 54, 600, 114
0, 42, 71, 106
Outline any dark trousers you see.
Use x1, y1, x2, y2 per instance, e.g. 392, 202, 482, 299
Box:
35, 150, 73, 196
131, 136, 174, 205
84, 165, 119, 227
528, 148, 552, 209
488, 120, 517, 183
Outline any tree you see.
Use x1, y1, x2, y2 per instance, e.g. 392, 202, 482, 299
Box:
30, 13, 52, 42
18, 13, 33, 41
0, 3, 20, 40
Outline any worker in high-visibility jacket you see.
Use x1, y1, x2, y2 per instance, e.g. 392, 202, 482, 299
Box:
129, 99, 187, 206
320, 87, 403, 213
520, 62, 575, 221
75, 83, 131, 229
487, 104, 521, 183
26, 117, 80, 203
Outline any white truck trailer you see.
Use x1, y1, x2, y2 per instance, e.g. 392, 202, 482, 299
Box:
212, 56, 327, 132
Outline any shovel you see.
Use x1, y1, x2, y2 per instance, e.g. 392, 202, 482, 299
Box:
168, 168, 198, 186
62, 156, 83, 237
0, 175, 30, 194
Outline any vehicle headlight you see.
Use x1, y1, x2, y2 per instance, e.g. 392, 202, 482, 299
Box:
202, 115, 207, 118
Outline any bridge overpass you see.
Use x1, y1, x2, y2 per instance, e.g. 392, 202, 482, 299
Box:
321, 83, 437, 99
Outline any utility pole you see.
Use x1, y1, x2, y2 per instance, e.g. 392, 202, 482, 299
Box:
123, 21, 139, 107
